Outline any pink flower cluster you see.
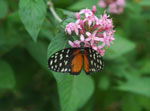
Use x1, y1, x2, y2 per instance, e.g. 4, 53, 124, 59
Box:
98, 0, 125, 14
65, 6, 115, 56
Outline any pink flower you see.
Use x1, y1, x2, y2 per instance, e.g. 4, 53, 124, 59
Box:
98, 0, 107, 8
97, 13, 113, 30
98, 0, 125, 14
73, 20, 81, 35
86, 31, 103, 46
65, 23, 74, 35
68, 40, 81, 47
75, 13, 80, 19
83, 15, 97, 26
65, 20, 81, 35
116, 0, 125, 6
65, 6, 115, 56
79, 9, 93, 17
97, 47, 105, 56
100, 31, 115, 48
92, 5, 96, 14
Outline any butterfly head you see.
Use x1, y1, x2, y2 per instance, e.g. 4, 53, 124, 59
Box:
80, 42, 85, 48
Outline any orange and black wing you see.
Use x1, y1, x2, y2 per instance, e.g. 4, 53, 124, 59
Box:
84, 48, 104, 75
48, 48, 77, 73
70, 49, 83, 75
48, 48, 83, 75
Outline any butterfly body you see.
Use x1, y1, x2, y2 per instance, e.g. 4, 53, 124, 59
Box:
48, 47, 104, 75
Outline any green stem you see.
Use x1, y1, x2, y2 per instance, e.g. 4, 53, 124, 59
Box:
47, 1, 62, 23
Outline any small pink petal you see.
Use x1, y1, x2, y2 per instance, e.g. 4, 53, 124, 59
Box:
75, 13, 80, 19
75, 29, 79, 35
80, 34, 85, 41
68, 40, 74, 47
92, 45, 98, 50
85, 37, 91, 41
86, 32, 91, 36
94, 37, 104, 41
74, 40, 81, 45
88, 20, 92, 26
92, 5, 96, 14
98, 0, 107, 8
93, 30, 97, 36
99, 49, 105, 56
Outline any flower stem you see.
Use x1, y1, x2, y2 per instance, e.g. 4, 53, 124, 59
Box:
47, 1, 62, 23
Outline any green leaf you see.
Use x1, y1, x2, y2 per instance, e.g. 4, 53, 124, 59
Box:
137, 96, 150, 110
47, 31, 94, 111
68, 0, 97, 10
105, 35, 136, 59
0, 11, 24, 56
0, 0, 8, 19
139, 0, 150, 6
19, 0, 46, 42
56, 8, 75, 19
26, 41, 48, 69
121, 94, 141, 111
58, 72, 94, 111
0, 60, 15, 89
98, 76, 110, 90
117, 74, 150, 97
138, 58, 150, 74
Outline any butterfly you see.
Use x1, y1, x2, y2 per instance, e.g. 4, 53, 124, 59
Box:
48, 43, 104, 75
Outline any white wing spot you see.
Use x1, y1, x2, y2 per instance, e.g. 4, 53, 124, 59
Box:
55, 53, 58, 55
60, 56, 63, 60
62, 50, 64, 52
64, 61, 68, 65
60, 54, 63, 57
66, 55, 69, 57
61, 68, 64, 72
51, 66, 54, 69
100, 60, 102, 64
100, 66, 101, 69
89, 49, 91, 53
65, 68, 67, 71
50, 60, 53, 65
93, 55, 96, 60
67, 49, 70, 54
94, 63, 96, 66
60, 54, 63, 60
59, 63, 62, 67
55, 65, 57, 68
54, 59, 57, 63
91, 60, 93, 65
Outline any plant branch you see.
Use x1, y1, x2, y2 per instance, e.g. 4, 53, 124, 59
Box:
47, 1, 62, 23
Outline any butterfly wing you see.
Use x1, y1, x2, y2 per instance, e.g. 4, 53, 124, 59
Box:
48, 48, 83, 75
70, 49, 83, 75
84, 48, 104, 74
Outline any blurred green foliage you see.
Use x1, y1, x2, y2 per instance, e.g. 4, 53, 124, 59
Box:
0, 0, 150, 111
